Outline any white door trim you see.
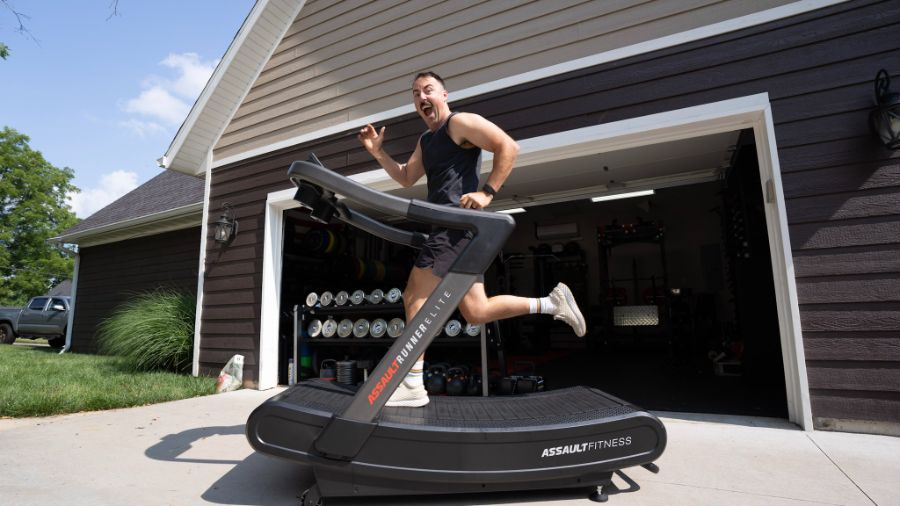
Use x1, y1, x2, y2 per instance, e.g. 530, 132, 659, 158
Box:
257, 188, 300, 390
256, 93, 813, 429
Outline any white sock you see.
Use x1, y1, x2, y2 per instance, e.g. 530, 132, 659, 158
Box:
528, 297, 557, 315
405, 360, 424, 387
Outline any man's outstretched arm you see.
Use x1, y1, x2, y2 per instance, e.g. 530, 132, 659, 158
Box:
358, 124, 426, 188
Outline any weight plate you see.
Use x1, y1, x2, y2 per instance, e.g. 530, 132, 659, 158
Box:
367, 288, 383, 304
353, 318, 370, 338
350, 290, 365, 305
321, 319, 337, 338
319, 291, 334, 307
307, 319, 322, 337
445, 319, 462, 337
387, 318, 405, 338
334, 291, 349, 306
385, 288, 402, 304
464, 323, 481, 337
370, 318, 387, 338
337, 319, 353, 338
305, 292, 318, 307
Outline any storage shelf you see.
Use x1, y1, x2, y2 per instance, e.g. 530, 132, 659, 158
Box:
305, 302, 404, 316
305, 337, 480, 346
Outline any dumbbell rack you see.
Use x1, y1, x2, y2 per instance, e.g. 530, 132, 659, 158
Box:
293, 303, 491, 395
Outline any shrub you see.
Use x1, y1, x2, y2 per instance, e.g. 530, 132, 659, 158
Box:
97, 289, 196, 373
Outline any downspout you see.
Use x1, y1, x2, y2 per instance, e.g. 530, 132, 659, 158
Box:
61, 246, 80, 354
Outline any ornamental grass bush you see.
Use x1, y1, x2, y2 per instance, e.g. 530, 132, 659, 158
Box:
97, 289, 195, 373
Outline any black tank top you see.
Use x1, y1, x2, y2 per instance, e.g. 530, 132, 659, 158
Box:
419, 113, 482, 206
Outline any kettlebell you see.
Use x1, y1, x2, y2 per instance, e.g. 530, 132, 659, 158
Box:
466, 371, 483, 396
425, 363, 448, 395
319, 359, 336, 381
445, 366, 468, 396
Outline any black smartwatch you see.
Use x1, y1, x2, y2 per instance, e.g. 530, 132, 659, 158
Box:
482, 183, 497, 197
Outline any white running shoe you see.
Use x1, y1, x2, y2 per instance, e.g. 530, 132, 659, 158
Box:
549, 282, 587, 337
385, 380, 430, 407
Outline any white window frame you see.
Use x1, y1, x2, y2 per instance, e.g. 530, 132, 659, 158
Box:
256, 93, 813, 430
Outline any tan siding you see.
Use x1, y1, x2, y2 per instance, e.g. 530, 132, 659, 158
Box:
213, 0, 794, 161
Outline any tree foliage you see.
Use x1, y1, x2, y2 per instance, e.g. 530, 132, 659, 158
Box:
0, 127, 79, 305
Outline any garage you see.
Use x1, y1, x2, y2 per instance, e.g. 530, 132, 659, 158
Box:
274, 124, 789, 419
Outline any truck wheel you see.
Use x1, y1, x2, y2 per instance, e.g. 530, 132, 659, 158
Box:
48, 336, 65, 349
0, 323, 15, 344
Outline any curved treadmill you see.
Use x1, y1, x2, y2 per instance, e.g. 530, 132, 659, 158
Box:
246, 155, 667, 504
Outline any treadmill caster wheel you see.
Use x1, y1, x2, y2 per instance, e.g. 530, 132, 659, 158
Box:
299, 485, 323, 506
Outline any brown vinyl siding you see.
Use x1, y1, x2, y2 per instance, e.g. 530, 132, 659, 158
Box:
213, 0, 793, 161
204, 0, 900, 423
71, 227, 201, 353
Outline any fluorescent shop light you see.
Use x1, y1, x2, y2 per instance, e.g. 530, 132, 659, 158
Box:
591, 189, 655, 202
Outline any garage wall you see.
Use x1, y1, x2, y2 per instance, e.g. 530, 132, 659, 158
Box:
204, 0, 900, 426
71, 227, 201, 353
212, 0, 793, 161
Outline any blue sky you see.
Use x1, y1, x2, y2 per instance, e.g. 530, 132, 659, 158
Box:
1, 1, 254, 218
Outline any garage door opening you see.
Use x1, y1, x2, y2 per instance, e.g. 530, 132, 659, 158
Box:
491, 131, 787, 417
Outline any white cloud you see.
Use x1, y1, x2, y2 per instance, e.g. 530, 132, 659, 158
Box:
161, 52, 216, 98
67, 170, 139, 218
118, 118, 169, 138
124, 87, 190, 126
121, 52, 218, 130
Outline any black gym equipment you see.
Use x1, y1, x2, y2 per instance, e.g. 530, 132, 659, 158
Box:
246, 154, 667, 505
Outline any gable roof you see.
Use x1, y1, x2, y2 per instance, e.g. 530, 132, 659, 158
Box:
53, 170, 204, 246
158, 0, 306, 175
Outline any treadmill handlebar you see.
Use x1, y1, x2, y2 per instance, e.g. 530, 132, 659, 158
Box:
288, 155, 516, 275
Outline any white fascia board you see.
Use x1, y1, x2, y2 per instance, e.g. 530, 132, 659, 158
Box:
161, 0, 307, 176
50, 202, 204, 244
212, 0, 845, 171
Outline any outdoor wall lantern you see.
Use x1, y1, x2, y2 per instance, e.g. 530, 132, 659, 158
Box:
870, 69, 900, 150
213, 202, 238, 244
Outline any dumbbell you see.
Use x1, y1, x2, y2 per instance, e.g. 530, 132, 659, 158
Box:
385, 288, 402, 304
305, 292, 318, 307
337, 319, 353, 338
319, 291, 334, 307
444, 319, 462, 337
370, 318, 387, 338
321, 319, 337, 338
307, 319, 323, 338
367, 289, 384, 304
387, 318, 405, 338
334, 290, 349, 306
464, 323, 481, 337
350, 290, 366, 305
353, 318, 370, 338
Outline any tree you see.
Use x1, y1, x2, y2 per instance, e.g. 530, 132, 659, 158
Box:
0, 127, 79, 305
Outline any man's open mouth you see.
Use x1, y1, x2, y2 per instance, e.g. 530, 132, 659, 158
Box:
420, 102, 434, 116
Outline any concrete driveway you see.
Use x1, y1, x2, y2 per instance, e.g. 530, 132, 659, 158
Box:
1, 388, 898, 505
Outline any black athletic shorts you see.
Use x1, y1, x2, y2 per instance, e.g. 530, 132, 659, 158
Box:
414, 227, 473, 278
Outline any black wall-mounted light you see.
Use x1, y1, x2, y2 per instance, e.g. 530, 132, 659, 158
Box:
213, 202, 238, 244
870, 69, 900, 150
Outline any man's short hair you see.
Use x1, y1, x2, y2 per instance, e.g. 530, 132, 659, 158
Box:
414, 71, 446, 88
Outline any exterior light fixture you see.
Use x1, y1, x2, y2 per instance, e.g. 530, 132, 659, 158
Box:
498, 207, 527, 214
591, 189, 655, 203
870, 69, 900, 150
213, 202, 238, 244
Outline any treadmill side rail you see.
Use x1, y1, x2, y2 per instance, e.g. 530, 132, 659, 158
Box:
314, 415, 377, 460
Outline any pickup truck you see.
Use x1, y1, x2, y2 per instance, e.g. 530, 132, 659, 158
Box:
0, 296, 70, 348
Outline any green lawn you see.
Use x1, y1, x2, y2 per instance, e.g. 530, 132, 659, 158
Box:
0, 345, 216, 417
